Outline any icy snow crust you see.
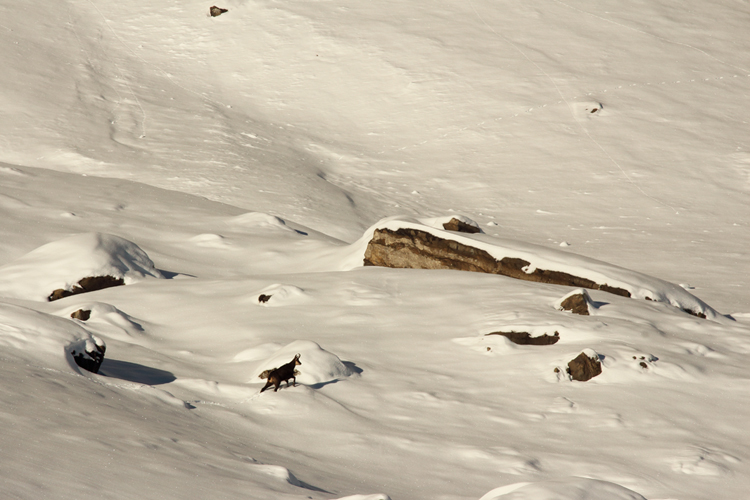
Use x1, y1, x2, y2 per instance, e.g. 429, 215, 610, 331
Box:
1, 0, 749, 499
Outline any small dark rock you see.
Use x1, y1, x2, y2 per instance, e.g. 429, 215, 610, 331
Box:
683, 308, 707, 319
442, 218, 481, 234
71, 309, 92, 321
486, 331, 559, 346
567, 351, 602, 381
210, 5, 228, 16
258, 294, 272, 304
640, 361, 648, 369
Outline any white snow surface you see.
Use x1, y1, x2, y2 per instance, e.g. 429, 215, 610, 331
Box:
0, 233, 163, 301
1, 0, 749, 499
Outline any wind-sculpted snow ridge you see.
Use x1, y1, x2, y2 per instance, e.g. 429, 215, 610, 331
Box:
0, 233, 164, 301
346, 216, 724, 321
0, 302, 104, 373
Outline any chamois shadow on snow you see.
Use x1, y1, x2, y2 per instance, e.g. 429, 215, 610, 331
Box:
99, 359, 176, 385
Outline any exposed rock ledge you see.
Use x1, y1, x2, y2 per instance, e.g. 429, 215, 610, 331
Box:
365, 227, 630, 297
358, 216, 723, 321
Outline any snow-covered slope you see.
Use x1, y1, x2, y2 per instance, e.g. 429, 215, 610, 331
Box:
0, 0, 748, 499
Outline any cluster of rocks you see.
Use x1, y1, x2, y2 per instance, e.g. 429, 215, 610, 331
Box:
361, 219, 693, 382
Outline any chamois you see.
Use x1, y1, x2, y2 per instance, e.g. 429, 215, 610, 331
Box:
260, 354, 302, 393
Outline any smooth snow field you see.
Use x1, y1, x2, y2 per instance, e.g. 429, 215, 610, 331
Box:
1, 1, 749, 499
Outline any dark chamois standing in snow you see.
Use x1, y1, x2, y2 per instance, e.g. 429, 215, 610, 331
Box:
260, 354, 302, 393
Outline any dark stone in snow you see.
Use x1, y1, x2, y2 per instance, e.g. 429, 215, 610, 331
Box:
560, 292, 591, 315
567, 352, 602, 381
486, 331, 560, 345
48, 275, 125, 302
70, 309, 91, 321
210, 5, 228, 16
71, 342, 106, 374
442, 218, 481, 234
258, 294, 272, 304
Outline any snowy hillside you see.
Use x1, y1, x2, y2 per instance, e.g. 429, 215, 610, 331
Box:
1, 1, 748, 499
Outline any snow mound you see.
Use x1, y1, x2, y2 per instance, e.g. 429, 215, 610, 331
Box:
58, 302, 144, 339
0, 302, 104, 373
0, 233, 163, 301
255, 284, 308, 306
479, 478, 647, 500
248, 464, 305, 487
190, 233, 231, 248
228, 212, 297, 233
346, 216, 723, 321
251, 340, 352, 386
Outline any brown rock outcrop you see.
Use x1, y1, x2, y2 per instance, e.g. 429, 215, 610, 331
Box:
210, 5, 228, 16
567, 351, 602, 381
363, 228, 631, 297
486, 331, 560, 345
559, 291, 592, 315
70, 309, 92, 321
49, 275, 125, 302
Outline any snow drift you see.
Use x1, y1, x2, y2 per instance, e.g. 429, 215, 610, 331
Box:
0, 233, 163, 301
0, 302, 105, 373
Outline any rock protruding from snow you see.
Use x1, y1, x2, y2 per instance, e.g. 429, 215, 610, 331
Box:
0, 233, 163, 301
364, 227, 630, 296
354, 216, 723, 321
251, 340, 352, 386
486, 331, 560, 345
254, 284, 308, 307
556, 288, 595, 316
70, 309, 92, 321
479, 477, 647, 500
209, 5, 228, 17
69, 336, 106, 373
442, 217, 481, 234
567, 349, 603, 381
49, 275, 125, 302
